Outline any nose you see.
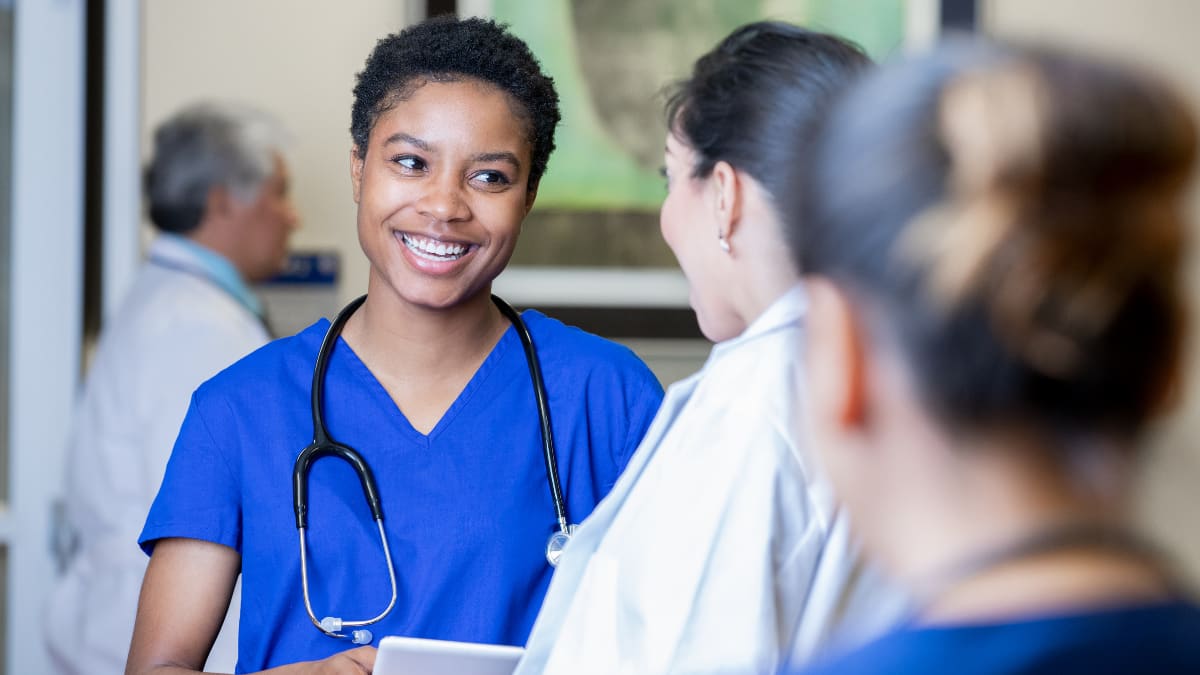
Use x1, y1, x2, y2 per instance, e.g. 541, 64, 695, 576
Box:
416, 172, 471, 223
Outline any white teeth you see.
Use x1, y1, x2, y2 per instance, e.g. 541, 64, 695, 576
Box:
400, 233, 468, 261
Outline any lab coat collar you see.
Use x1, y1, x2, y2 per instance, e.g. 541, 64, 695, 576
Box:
708, 284, 807, 361
148, 234, 265, 319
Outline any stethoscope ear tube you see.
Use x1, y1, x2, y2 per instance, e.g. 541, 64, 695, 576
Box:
309, 295, 366, 446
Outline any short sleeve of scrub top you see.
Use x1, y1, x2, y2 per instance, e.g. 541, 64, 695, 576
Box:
140, 310, 663, 671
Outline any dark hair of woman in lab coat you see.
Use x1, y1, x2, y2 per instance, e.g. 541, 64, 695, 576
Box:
663, 21, 869, 216
789, 40, 1200, 674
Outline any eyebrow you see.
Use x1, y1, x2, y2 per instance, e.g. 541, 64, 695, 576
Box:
472, 151, 522, 169
383, 132, 431, 151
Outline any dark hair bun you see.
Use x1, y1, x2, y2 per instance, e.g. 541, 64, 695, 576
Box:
794, 41, 1197, 438
904, 54, 1196, 381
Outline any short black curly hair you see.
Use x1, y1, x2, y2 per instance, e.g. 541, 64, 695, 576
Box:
351, 15, 560, 188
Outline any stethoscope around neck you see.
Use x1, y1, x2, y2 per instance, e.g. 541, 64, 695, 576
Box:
293, 294, 577, 644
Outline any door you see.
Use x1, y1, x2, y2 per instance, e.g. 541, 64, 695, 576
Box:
2, 0, 87, 673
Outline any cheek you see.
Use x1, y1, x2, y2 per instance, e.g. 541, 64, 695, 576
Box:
357, 166, 404, 214
483, 200, 527, 245
659, 194, 684, 251
660, 196, 698, 274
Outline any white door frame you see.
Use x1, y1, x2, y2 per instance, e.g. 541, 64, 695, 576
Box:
102, 0, 144, 323
6, 0, 86, 673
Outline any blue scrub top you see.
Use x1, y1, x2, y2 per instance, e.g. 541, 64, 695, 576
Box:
140, 310, 663, 672
796, 601, 1200, 674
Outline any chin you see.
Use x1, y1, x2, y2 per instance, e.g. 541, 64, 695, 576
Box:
395, 280, 490, 312
695, 311, 740, 343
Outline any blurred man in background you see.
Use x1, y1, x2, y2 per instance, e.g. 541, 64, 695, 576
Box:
45, 101, 298, 675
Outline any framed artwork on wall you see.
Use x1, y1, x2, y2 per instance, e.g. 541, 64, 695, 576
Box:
458, 0, 932, 338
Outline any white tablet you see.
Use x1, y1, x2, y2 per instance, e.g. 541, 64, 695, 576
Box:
373, 635, 524, 675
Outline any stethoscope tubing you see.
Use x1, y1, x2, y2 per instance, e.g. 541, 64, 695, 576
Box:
299, 521, 398, 637
491, 296, 571, 533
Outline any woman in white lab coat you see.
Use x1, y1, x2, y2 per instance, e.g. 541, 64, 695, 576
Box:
44, 102, 297, 675
517, 23, 905, 675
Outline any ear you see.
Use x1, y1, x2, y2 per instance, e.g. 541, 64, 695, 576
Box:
349, 146, 365, 204
709, 160, 743, 244
205, 184, 234, 222
806, 277, 869, 431
524, 178, 539, 215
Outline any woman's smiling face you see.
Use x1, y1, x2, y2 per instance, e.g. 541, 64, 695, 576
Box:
351, 77, 535, 311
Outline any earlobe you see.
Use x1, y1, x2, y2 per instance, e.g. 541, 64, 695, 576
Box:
349, 147, 364, 204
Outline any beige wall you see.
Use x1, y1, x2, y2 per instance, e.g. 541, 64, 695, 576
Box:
142, 0, 419, 305
985, 0, 1200, 578
142, 3, 1200, 571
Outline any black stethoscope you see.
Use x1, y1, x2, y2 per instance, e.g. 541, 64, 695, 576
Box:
292, 294, 577, 644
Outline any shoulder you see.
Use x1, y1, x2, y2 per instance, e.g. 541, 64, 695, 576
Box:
521, 310, 660, 388
85, 270, 269, 386
802, 603, 1200, 675
697, 318, 804, 434
697, 319, 804, 421
110, 267, 267, 350
138, 266, 255, 324
194, 318, 327, 403
798, 627, 967, 675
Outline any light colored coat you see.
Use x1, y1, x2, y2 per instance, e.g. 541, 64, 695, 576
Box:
45, 235, 268, 675
517, 287, 905, 675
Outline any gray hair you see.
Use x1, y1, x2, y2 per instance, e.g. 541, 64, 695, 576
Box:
145, 101, 290, 234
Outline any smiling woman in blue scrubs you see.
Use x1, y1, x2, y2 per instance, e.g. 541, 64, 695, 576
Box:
125, 16, 663, 675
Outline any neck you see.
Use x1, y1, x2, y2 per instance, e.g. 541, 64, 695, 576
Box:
342, 278, 508, 382
918, 522, 1172, 625
883, 432, 1163, 623
188, 224, 255, 282
731, 222, 798, 329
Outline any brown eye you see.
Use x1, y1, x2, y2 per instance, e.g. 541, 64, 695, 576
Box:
392, 155, 426, 172
472, 170, 511, 187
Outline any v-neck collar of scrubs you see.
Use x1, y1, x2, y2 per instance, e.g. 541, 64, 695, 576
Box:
326, 318, 520, 447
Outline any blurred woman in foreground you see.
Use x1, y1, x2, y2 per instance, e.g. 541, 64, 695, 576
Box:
789, 41, 1200, 673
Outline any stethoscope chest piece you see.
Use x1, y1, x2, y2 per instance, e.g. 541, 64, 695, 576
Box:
546, 524, 578, 567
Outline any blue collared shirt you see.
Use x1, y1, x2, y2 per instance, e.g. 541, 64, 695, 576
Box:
148, 233, 264, 320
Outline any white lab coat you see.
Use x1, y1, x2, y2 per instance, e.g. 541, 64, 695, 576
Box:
44, 236, 268, 675
517, 287, 906, 675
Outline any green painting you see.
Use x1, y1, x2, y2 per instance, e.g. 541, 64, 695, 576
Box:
493, 0, 906, 212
